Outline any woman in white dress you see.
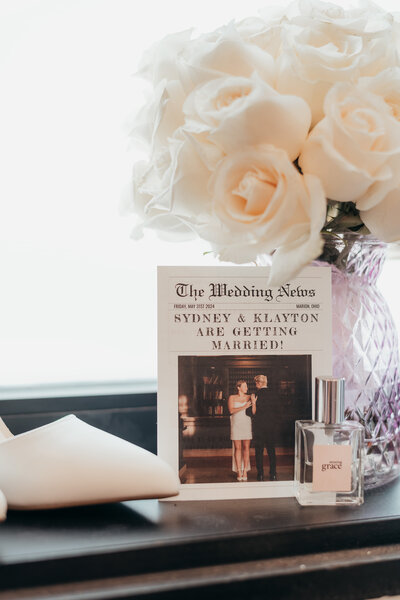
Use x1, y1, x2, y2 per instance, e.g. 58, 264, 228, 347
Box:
228, 380, 253, 481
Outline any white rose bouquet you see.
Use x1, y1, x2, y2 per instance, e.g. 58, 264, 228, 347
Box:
125, 0, 400, 284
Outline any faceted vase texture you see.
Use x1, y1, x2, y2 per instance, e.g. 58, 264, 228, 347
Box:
318, 234, 400, 489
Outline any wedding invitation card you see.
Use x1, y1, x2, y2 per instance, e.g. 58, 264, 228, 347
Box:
158, 266, 332, 500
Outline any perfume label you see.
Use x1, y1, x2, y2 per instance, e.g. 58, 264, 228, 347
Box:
312, 445, 352, 492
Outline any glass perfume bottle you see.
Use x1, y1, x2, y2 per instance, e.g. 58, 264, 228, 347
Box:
295, 376, 364, 506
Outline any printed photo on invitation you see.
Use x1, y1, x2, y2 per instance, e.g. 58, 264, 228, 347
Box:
179, 354, 311, 485
158, 266, 332, 500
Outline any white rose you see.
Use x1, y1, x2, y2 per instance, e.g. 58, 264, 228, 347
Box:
355, 68, 400, 241
358, 67, 400, 121
130, 79, 186, 153
181, 23, 274, 88
285, 0, 394, 32
139, 24, 275, 89
132, 30, 194, 151
359, 187, 400, 242
183, 73, 311, 161
128, 132, 216, 240
137, 29, 193, 84
199, 145, 326, 285
131, 24, 275, 153
299, 82, 400, 222
276, 0, 399, 125
236, 11, 285, 59
122, 161, 196, 242
123, 158, 192, 241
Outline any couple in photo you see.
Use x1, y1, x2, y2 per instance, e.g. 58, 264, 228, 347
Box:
228, 375, 277, 482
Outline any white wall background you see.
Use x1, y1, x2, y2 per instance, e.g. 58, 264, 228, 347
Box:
0, 0, 399, 389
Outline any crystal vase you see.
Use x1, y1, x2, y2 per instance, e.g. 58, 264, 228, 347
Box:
317, 233, 400, 488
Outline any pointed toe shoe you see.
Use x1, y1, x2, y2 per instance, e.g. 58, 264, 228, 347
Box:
0, 415, 179, 510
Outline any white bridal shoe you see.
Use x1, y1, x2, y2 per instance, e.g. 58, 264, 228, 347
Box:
0, 415, 179, 510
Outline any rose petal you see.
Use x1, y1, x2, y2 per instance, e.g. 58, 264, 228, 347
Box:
202, 75, 311, 161
361, 187, 400, 242
299, 124, 376, 202
268, 173, 326, 286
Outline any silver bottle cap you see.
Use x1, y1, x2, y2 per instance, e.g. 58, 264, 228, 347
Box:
314, 376, 345, 424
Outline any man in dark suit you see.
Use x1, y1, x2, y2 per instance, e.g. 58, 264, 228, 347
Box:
251, 374, 277, 481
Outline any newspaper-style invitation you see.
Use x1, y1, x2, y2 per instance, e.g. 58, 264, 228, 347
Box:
158, 266, 332, 500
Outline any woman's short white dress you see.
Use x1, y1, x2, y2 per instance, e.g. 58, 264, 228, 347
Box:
230, 398, 252, 473
230, 399, 252, 440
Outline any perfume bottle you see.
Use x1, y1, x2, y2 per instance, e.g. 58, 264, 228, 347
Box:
295, 376, 364, 506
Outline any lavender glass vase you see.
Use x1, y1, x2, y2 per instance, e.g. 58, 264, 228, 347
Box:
318, 233, 400, 489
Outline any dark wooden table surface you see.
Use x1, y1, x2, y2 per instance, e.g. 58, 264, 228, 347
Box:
1, 479, 400, 599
